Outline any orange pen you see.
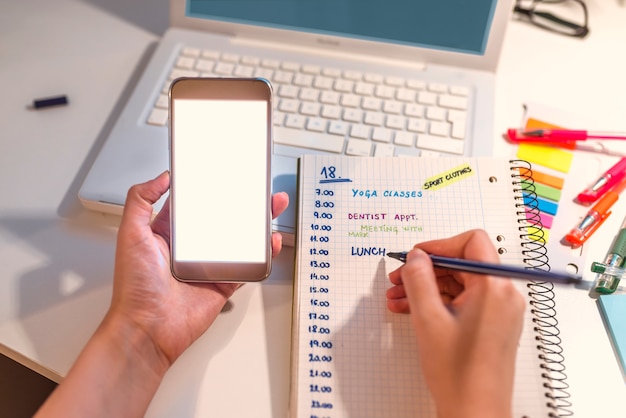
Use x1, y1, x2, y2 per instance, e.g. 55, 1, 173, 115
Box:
565, 192, 617, 247
565, 178, 626, 247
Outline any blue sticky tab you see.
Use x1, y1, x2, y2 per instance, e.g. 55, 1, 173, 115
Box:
523, 193, 559, 215
536, 196, 558, 215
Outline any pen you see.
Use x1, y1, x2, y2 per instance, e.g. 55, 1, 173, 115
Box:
564, 186, 623, 247
386, 252, 581, 284
507, 128, 626, 144
31, 95, 68, 109
577, 157, 626, 204
590, 214, 626, 294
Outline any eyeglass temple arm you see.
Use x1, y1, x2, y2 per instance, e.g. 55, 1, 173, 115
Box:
514, 5, 589, 37
533, 10, 587, 32
513, 5, 533, 17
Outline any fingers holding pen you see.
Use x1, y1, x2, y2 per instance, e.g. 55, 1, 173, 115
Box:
387, 252, 464, 313
387, 249, 452, 327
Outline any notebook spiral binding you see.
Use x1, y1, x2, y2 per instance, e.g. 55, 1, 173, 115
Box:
510, 160, 573, 417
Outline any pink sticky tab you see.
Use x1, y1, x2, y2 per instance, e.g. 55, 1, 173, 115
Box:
526, 210, 554, 229
539, 212, 554, 229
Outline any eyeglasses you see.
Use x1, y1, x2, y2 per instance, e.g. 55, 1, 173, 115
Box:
514, 0, 589, 38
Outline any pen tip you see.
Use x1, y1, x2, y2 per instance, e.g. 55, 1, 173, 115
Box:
522, 129, 544, 137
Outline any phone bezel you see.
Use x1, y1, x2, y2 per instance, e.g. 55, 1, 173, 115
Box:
168, 77, 273, 283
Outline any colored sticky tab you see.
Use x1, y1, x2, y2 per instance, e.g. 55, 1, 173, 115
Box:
517, 143, 574, 173
525, 210, 554, 229
535, 196, 559, 215
530, 169, 565, 190
522, 180, 562, 201
524, 118, 576, 150
526, 117, 563, 130
523, 193, 559, 216
540, 212, 554, 229
524, 225, 550, 243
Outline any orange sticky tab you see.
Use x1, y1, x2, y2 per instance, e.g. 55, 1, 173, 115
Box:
525, 118, 576, 150
525, 118, 562, 130
530, 170, 565, 190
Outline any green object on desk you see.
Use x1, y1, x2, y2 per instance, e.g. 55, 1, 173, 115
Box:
593, 220, 626, 294
598, 294, 626, 378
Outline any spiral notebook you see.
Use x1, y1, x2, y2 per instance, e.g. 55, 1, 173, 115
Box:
290, 155, 572, 417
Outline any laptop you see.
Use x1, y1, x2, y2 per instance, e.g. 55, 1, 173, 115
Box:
79, 0, 514, 245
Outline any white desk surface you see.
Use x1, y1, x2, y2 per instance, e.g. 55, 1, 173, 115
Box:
1, 1, 625, 416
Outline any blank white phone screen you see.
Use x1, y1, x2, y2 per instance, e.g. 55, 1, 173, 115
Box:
172, 99, 268, 263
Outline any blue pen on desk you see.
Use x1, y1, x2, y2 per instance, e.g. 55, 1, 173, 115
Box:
387, 252, 581, 284
31, 95, 68, 109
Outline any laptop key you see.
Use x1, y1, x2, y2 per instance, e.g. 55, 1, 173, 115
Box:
439, 94, 469, 110
417, 134, 464, 154
451, 120, 467, 139
394, 131, 414, 147
147, 108, 168, 126
176, 56, 196, 69
346, 138, 372, 156
274, 126, 344, 153
155, 94, 168, 109
213, 62, 234, 75
285, 114, 306, 129
429, 121, 450, 137
306, 118, 327, 132
374, 143, 395, 157
234, 65, 254, 77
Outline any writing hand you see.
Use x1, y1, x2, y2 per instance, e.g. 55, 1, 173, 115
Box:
386, 229, 525, 418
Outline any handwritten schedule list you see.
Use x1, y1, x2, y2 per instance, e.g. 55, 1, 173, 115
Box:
290, 155, 555, 418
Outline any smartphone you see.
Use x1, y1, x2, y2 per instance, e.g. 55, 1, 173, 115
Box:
169, 78, 273, 282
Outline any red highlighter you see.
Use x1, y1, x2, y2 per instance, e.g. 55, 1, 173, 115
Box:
577, 157, 626, 204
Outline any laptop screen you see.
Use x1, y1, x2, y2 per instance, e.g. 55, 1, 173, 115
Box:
186, 0, 497, 56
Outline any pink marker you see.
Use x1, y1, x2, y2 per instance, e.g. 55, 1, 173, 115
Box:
577, 157, 626, 204
507, 129, 626, 143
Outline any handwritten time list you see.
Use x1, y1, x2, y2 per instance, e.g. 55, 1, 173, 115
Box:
290, 155, 553, 418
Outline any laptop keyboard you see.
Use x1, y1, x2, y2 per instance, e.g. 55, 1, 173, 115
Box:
147, 45, 471, 157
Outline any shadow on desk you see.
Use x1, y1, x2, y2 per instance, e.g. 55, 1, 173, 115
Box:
0, 215, 116, 317
81, 0, 170, 36
146, 247, 295, 418
0, 214, 117, 370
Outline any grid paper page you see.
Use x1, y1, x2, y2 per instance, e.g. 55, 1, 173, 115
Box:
291, 155, 554, 418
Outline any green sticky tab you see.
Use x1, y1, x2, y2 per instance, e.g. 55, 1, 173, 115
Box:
522, 180, 561, 201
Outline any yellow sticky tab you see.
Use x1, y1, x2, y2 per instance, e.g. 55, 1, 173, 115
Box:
525, 225, 551, 243
423, 164, 474, 191
517, 143, 574, 173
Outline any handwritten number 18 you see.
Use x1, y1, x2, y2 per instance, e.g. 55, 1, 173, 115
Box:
320, 166, 336, 179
